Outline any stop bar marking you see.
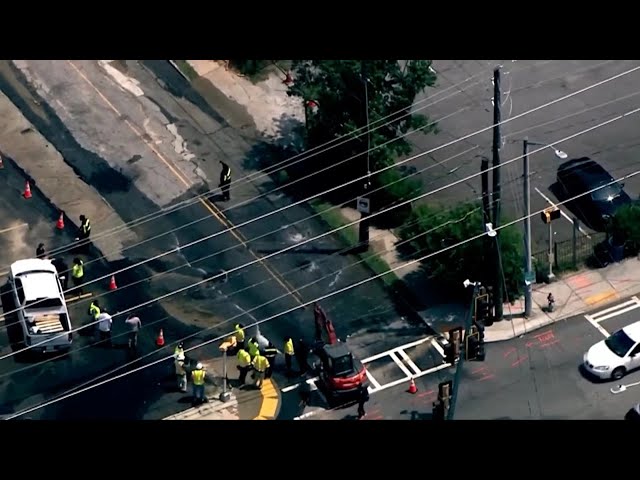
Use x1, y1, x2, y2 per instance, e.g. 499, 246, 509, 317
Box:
534, 187, 591, 238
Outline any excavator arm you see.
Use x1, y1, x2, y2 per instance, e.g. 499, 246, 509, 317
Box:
314, 303, 337, 345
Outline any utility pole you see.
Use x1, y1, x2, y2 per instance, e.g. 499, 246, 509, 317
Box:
358, 61, 371, 252
523, 139, 533, 318
481, 157, 491, 224
491, 67, 503, 321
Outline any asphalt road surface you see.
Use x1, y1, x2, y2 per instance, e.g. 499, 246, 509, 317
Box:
411, 60, 640, 255
0, 60, 438, 418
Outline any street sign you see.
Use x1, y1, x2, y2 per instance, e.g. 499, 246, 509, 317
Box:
357, 196, 370, 214
524, 271, 536, 286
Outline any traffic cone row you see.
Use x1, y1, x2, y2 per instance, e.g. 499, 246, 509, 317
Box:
23, 181, 32, 199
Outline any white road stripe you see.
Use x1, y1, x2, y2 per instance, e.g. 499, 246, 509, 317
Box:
590, 299, 640, 320
362, 336, 433, 363
365, 370, 382, 390
397, 349, 422, 375
534, 187, 591, 238
584, 313, 610, 337
390, 351, 414, 378
0, 223, 28, 235
593, 303, 640, 323
430, 338, 445, 358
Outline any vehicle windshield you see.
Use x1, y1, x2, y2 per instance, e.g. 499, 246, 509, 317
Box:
605, 329, 635, 357
591, 183, 622, 202
331, 355, 353, 376
25, 297, 63, 309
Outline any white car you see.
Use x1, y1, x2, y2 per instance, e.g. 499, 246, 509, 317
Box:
8, 259, 73, 353
583, 321, 640, 380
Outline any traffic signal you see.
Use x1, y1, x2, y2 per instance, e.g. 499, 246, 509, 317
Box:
465, 323, 486, 361
541, 207, 561, 224
476, 294, 490, 322
444, 327, 462, 364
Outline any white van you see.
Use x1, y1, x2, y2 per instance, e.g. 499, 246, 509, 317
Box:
8, 259, 73, 353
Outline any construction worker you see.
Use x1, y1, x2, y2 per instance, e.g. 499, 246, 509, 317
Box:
263, 342, 279, 379
88, 300, 101, 329
251, 353, 270, 389
247, 337, 260, 360
125, 313, 142, 351
71, 257, 84, 295
236, 347, 252, 385
175, 353, 188, 393
36, 243, 46, 259
51, 257, 69, 289
191, 362, 206, 405
96, 310, 113, 347
234, 323, 246, 350
356, 383, 370, 420
295, 338, 310, 375
283, 336, 295, 375
174, 343, 185, 360
76, 214, 91, 253
219, 161, 231, 201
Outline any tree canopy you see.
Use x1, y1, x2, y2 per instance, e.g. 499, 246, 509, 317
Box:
286, 60, 438, 220
398, 202, 524, 301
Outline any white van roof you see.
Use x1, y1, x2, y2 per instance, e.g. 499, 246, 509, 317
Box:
10, 259, 56, 278
10, 260, 60, 302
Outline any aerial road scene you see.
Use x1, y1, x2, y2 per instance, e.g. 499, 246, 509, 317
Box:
1, 59, 640, 421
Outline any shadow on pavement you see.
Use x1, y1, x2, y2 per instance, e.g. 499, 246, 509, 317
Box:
401, 409, 433, 420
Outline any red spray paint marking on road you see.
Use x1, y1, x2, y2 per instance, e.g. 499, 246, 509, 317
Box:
511, 356, 528, 367
503, 347, 517, 358
476, 373, 495, 382
540, 339, 560, 348
417, 390, 435, 398
534, 330, 555, 342
472, 366, 487, 374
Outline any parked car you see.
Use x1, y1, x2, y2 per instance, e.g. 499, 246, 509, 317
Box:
583, 321, 640, 380
556, 157, 631, 231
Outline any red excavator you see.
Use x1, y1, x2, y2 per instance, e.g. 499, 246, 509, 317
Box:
310, 303, 368, 405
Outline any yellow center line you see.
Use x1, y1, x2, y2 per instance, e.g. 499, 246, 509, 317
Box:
67, 60, 303, 306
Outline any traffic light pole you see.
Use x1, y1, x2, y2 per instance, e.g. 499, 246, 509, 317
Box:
446, 284, 479, 420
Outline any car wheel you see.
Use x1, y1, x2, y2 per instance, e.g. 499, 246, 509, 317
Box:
612, 367, 626, 380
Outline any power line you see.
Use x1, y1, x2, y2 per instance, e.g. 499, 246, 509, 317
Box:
9, 166, 640, 419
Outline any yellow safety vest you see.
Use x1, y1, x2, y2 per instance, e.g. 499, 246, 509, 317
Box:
174, 346, 184, 358
192, 369, 205, 385
81, 219, 91, 235
234, 324, 245, 343
71, 261, 84, 279
248, 341, 259, 358
252, 355, 269, 373
222, 166, 231, 182
284, 339, 294, 356
237, 349, 251, 368
88, 303, 101, 319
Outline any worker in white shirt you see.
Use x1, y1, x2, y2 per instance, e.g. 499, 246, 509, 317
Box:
124, 314, 142, 351
96, 311, 113, 348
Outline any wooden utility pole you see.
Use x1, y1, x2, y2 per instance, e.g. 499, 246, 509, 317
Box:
491, 68, 503, 321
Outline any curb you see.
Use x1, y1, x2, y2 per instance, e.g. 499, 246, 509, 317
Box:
253, 377, 281, 420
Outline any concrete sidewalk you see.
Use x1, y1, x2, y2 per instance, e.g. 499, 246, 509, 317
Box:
163, 356, 280, 420
0, 91, 136, 262
486, 256, 640, 342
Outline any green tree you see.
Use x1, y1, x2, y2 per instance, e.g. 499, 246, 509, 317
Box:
609, 200, 640, 253
398, 202, 524, 301
286, 60, 438, 223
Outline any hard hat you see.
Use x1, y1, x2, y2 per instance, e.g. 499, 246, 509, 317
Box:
196, 362, 203, 369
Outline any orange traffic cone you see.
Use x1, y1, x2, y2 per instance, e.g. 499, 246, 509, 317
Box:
108, 275, 117, 290
23, 181, 32, 199
56, 211, 65, 230
408, 378, 417, 394
156, 329, 165, 347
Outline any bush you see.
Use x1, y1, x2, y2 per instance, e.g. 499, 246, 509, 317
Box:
398, 202, 523, 301
228, 60, 273, 78
609, 200, 640, 254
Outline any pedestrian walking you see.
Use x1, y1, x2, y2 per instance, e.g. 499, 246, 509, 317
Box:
51, 257, 69, 289
356, 383, 369, 420
234, 323, 246, 351
175, 353, 188, 393
191, 362, 206, 405
36, 243, 46, 259
75, 214, 91, 253
251, 353, 270, 390
219, 161, 232, 201
71, 257, 84, 295
124, 314, 142, 351
263, 342, 279, 379
236, 347, 252, 386
96, 311, 113, 347
283, 336, 295, 375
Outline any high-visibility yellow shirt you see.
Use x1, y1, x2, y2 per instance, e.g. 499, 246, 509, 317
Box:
192, 369, 205, 385
71, 262, 84, 279
237, 349, 251, 368
248, 341, 259, 358
88, 303, 101, 319
234, 325, 245, 343
284, 339, 294, 356
81, 219, 91, 235
174, 346, 184, 359
252, 355, 269, 373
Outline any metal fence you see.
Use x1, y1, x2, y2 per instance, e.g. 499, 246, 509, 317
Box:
533, 231, 606, 276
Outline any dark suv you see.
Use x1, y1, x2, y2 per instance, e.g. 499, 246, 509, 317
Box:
556, 157, 631, 231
